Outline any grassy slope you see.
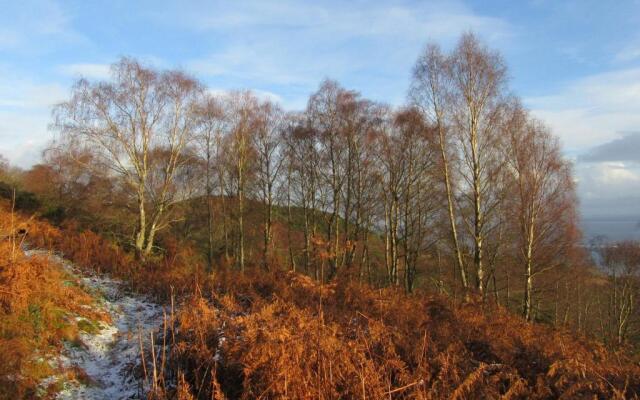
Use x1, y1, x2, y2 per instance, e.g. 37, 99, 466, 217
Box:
170, 270, 640, 399
2, 197, 640, 398
0, 204, 109, 399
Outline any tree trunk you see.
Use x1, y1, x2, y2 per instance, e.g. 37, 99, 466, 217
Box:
206, 140, 214, 272
437, 124, 467, 289
237, 132, 246, 272
524, 260, 533, 321
238, 180, 245, 272
523, 223, 535, 321
135, 185, 147, 257
144, 202, 165, 256
263, 189, 273, 270
471, 116, 484, 294
286, 168, 296, 272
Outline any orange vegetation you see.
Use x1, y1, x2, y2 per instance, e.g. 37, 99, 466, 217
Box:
0, 203, 108, 398
165, 272, 640, 399
2, 202, 640, 399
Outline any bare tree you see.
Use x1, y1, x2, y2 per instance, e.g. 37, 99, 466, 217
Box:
375, 109, 403, 286
411, 43, 468, 290
194, 94, 225, 271
308, 80, 349, 280
221, 91, 259, 272
504, 105, 578, 320
53, 58, 201, 257
284, 117, 320, 277
449, 33, 508, 294
395, 109, 438, 292
253, 101, 285, 270
597, 241, 640, 345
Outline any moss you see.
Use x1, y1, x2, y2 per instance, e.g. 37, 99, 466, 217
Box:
76, 319, 100, 335
50, 308, 71, 329
27, 304, 43, 335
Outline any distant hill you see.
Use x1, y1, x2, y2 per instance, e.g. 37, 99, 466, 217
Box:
581, 215, 640, 242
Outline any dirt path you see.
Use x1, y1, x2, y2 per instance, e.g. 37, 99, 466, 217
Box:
27, 250, 163, 400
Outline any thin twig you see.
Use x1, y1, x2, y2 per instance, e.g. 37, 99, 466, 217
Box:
385, 380, 425, 395
139, 329, 148, 387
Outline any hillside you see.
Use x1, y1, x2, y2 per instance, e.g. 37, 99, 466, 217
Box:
172, 195, 388, 276
1, 203, 640, 399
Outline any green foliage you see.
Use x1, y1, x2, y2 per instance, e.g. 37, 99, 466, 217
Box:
0, 181, 40, 212
41, 205, 67, 225
76, 318, 100, 335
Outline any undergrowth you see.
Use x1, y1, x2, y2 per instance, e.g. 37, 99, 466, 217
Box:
163, 272, 640, 399
0, 204, 108, 398
2, 201, 640, 399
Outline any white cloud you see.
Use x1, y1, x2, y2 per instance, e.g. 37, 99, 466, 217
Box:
180, 0, 512, 108
0, 81, 66, 109
525, 67, 640, 218
187, 44, 326, 86
207, 88, 283, 104
58, 63, 111, 80
0, 64, 67, 107
614, 35, 640, 63
576, 161, 640, 216
0, 67, 67, 167
527, 67, 640, 153
588, 162, 640, 185
177, 0, 511, 42
0, 0, 86, 51
615, 46, 640, 63
0, 110, 52, 167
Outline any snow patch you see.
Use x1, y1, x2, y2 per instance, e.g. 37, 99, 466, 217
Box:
27, 250, 164, 400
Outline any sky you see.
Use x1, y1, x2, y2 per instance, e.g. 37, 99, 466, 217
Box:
1, 0, 640, 220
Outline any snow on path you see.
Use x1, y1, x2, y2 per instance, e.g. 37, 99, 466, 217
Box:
26, 250, 164, 400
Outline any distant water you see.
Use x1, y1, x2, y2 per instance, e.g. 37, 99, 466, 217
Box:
581, 216, 640, 243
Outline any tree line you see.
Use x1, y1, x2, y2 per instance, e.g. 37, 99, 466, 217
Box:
3, 33, 638, 347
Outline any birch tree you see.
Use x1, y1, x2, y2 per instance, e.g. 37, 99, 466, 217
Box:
597, 241, 640, 345
53, 58, 201, 257
253, 101, 285, 270
411, 43, 469, 290
222, 91, 259, 272
308, 80, 349, 279
505, 106, 578, 320
449, 33, 508, 294
194, 94, 225, 271
284, 117, 320, 277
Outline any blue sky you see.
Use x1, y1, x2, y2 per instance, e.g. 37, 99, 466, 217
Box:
1, 0, 640, 218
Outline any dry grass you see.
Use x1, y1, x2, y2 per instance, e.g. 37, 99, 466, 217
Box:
163, 271, 640, 399
0, 203, 108, 398
3, 201, 640, 399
